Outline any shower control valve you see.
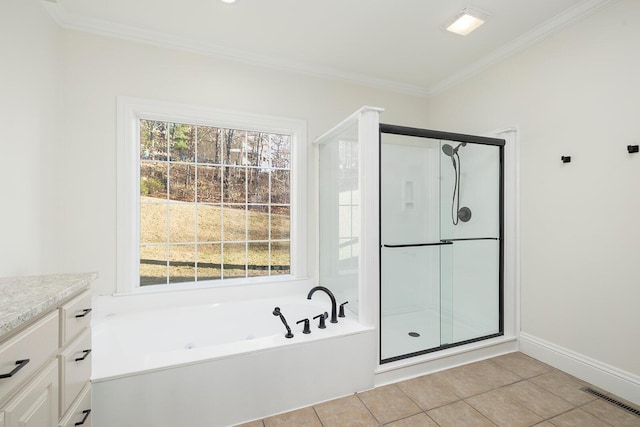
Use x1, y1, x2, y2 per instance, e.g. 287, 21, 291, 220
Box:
296, 318, 311, 334
313, 312, 328, 329
339, 301, 349, 318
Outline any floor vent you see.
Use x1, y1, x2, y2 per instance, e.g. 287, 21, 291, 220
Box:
580, 387, 640, 417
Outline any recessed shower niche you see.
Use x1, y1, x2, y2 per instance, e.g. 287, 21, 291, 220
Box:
315, 107, 506, 364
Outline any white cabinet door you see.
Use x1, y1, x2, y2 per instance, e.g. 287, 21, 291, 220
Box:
1, 360, 58, 427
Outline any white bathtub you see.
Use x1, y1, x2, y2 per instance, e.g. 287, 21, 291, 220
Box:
91, 294, 375, 427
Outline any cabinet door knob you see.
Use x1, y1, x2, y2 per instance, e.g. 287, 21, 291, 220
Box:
75, 409, 91, 426
0, 359, 30, 379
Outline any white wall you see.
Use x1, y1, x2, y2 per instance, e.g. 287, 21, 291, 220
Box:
54, 30, 430, 295
426, 0, 640, 376
0, 0, 60, 277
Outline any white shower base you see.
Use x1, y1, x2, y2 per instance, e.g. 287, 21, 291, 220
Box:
381, 309, 486, 361
382, 309, 439, 360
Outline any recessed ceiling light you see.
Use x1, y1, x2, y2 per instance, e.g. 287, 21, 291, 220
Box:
445, 7, 488, 36
220, 0, 237, 4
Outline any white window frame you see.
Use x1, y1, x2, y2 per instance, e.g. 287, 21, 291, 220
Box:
117, 97, 307, 294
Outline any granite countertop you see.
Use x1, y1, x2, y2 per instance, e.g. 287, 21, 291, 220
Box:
0, 272, 97, 340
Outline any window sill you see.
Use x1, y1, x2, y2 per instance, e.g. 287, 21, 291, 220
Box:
113, 274, 314, 297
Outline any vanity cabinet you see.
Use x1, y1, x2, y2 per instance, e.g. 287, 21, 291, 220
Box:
0, 274, 94, 427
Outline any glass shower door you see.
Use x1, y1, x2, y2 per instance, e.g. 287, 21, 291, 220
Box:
439, 140, 502, 344
380, 133, 448, 361
380, 125, 503, 363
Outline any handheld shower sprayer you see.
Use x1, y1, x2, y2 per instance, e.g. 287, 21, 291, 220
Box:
272, 307, 294, 338
442, 142, 472, 225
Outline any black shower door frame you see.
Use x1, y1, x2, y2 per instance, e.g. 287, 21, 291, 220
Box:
379, 123, 505, 364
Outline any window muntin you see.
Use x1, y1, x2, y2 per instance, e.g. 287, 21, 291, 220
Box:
138, 120, 292, 286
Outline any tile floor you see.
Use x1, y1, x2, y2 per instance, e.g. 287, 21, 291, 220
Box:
236, 352, 640, 427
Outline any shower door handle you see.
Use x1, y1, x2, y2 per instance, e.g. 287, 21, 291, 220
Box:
382, 241, 453, 248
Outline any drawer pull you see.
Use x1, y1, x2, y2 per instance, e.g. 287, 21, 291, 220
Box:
75, 349, 92, 362
75, 308, 92, 318
0, 359, 30, 379
75, 409, 91, 426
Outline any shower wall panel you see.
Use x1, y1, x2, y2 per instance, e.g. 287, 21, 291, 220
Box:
381, 137, 440, 316
440, 143, 501, 240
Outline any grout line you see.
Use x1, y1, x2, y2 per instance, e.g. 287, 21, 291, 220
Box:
310, 405, 325, 427
354, 391, 384, 424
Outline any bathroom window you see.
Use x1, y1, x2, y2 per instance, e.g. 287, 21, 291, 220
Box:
117, 98, 307, 292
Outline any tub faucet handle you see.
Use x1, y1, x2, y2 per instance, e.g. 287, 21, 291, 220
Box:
339, 301, 349, 318
296, 318, 311, 334
313, 312, 328, 329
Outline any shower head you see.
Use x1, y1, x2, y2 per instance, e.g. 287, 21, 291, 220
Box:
442, 142, 467, 157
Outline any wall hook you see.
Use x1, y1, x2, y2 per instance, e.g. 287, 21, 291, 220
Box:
627, 145, 639, 154
561, 156, 571, 163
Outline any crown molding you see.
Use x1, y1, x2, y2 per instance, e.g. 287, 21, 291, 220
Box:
42, 0, 615, 99
428, 0, 616, 96
41, 1, 431, 98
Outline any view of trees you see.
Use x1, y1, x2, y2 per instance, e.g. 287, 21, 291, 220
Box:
138, 120, 291, 286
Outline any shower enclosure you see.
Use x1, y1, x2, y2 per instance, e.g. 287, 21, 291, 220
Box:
315, 107, 505, 365
380, 125, 504, 362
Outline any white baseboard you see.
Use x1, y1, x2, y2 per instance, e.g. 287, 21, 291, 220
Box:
519, 332, 640, 406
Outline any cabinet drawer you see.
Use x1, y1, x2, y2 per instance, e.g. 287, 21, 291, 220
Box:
59, 329, 91, 416
58, 383, 90, 427
0, 312, 58, 403
59, 291, 91, 347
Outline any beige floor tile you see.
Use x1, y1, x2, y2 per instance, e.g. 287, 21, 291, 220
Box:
357, 384, 422, 424
396, 373, 461, 410
532, 422, 555, 427
467, 388, 543, 427
263, 407, 322, 427
314, 394, 378, 427
235, 421, 264, 427
491, 352, 553, 379
385, 413, 438, 427
549, 408, 611, 427
428, 400, 496, 427
581, 399, 640, 427
500, 380, 574, 418
434, 359, 521, 398
529, 370, 597, 406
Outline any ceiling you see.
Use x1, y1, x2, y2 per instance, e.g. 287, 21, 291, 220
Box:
42, 0, 613, 96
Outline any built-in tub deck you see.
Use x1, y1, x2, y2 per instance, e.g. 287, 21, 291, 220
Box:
91, 296, 375, 427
